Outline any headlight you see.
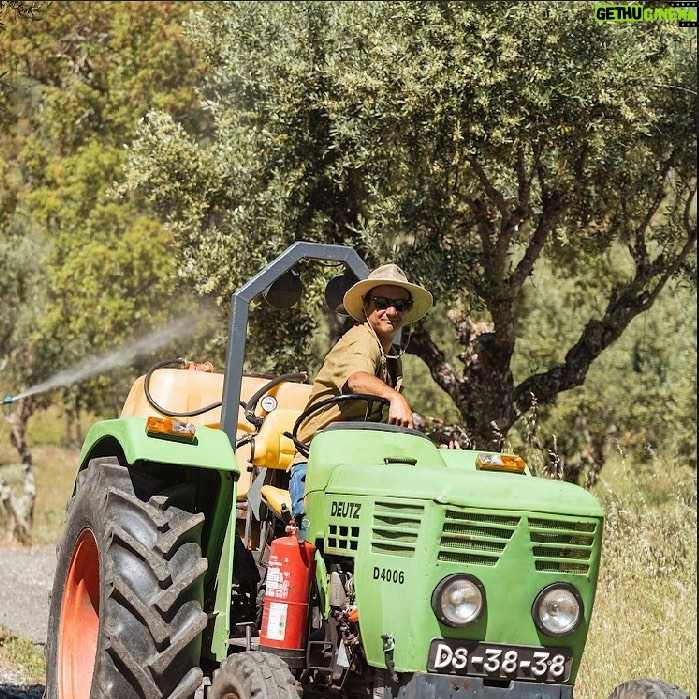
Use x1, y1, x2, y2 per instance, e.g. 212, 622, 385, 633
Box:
532, 584, 583, 636
431, 574, 485, 627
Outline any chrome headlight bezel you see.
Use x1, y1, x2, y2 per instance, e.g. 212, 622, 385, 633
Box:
532, 583, 584, 637
431, 574, 486, 627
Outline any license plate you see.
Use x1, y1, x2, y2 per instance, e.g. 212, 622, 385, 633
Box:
427, 638, 573, 683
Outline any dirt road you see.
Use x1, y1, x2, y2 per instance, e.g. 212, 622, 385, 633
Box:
0, 544, 54, 698
0, 544, 55, 646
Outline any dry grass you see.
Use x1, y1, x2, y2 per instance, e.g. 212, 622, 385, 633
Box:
576, 453, 697, 698
576, 507, 696, 697
30, 444, 80, 544
0, 625, 45, 683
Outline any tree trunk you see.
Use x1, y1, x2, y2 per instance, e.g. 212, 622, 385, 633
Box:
409, 317, 516, 451
1, 395, 36, 544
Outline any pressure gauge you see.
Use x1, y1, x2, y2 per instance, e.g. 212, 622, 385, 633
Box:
260, 395, 278, 413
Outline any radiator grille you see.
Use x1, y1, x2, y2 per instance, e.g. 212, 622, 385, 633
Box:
529, 517, 598, 575
371, 501, 424, 557
438, 510, 519, 566
437, 510, 598, 574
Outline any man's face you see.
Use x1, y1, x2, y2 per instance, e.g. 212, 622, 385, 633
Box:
363, 284, 412, 345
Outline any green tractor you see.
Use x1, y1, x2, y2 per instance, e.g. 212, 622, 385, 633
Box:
43, 242, 675, 699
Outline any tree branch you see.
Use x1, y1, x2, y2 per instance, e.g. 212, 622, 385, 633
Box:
407, 324, 464, 405
467, 155, 509, 220
514, 229, 697, 413
510, 158, 568, 292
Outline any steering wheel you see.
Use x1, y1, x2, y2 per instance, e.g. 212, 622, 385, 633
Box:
235, 372, 308, 448
288, 393, 391, 458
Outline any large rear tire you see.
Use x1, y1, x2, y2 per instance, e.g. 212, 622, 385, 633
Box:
606, 679, 690, 699
45, 457, 208, 699
209, 651, 301, 699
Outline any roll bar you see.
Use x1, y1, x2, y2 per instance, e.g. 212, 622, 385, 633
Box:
220, 242, 369, 445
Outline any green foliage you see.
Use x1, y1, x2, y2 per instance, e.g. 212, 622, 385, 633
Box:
2, 1, 206, 147
124, 0, 696, 459
0, 214, 47, 402
25, 140, 182, 353
0, 218, 44, 356
0, 1, 212, 416
0, 1, 47, 33
1, 1, 695, 476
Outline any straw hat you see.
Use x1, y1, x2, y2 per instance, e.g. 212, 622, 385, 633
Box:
342, 263, 433, 324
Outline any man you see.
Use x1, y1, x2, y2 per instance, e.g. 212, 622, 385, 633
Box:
288, 263, 434, 536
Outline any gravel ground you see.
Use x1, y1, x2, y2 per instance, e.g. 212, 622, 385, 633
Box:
0, 545, 55, 645
0, 545, 206, 699
0, 544, 55, 698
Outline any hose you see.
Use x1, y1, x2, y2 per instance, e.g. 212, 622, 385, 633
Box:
242, 371, 308, 427
143, 357, 229, 418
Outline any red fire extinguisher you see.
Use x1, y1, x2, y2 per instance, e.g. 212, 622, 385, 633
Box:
260, 530, 316, 653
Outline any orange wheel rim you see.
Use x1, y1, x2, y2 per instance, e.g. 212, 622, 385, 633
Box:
58, 529, 100, 698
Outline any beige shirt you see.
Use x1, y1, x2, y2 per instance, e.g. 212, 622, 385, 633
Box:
295, 323, 403, 452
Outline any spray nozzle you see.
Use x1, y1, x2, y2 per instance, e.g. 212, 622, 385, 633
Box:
2, 395, 14, 405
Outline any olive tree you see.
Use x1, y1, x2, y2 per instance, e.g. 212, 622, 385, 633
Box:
125, 1, 696, 464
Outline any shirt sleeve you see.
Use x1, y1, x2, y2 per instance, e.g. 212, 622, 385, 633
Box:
294, 325, 390, 446
324, 326, 382, 392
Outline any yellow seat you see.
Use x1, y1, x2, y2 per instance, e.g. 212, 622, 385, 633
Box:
260, 485, 293, 520
250, 409, 302, 471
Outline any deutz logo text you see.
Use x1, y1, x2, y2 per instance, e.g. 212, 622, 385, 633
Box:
330, 501, 361, 519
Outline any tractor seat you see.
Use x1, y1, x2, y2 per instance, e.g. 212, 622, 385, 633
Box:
235, 381, 312, 501
234, 409, 300, 502
260, 485, 293, 520
249, 408, 303, 471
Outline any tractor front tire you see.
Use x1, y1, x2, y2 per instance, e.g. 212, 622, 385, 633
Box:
45, 458, 208, 699
209, 651, 301, 699
606, 679, 690, 699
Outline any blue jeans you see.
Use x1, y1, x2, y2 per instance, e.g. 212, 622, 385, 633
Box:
289, 461, 308, 540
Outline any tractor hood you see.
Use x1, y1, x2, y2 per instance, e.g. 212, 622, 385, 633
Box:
305, 424, 604, 519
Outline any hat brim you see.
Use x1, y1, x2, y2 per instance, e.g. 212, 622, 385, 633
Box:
343, 279, 433, 324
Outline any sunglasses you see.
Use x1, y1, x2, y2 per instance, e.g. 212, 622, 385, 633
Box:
369, 295, 413, 313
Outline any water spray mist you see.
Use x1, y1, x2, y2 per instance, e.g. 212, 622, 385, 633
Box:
4, 313, 212, 404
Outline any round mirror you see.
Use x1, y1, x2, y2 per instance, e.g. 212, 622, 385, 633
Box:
263, 269, 302, 308
324, 271, 359, 317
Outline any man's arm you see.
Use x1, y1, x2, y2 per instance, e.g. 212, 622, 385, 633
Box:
345, 371, 413, 428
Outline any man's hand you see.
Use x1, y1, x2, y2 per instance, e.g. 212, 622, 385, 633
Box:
440, 440, 462, 450
387, 392, 414, 429
346, 371, 414, 429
